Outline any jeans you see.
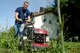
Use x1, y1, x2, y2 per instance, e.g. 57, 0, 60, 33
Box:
14, 23, 25, 38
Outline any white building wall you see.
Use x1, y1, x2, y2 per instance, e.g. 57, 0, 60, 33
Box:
33, 13, 59, 39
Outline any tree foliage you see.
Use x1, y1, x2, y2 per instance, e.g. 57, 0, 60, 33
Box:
53, 0, 80, 41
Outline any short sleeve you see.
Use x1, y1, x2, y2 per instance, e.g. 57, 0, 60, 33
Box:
27, 10, 30, 16
15, 7, 20, 13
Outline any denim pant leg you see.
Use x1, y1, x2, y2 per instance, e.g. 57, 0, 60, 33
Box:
14, 23, 20, 37
19, 23, 25, 37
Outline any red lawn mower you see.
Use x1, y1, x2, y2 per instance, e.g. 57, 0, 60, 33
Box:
18, 22, 50, 50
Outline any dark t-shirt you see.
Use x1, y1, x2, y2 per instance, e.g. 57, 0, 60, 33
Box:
15, 7, 30, 24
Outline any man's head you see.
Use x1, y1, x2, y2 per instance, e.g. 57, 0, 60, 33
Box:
23, 1, 29, 10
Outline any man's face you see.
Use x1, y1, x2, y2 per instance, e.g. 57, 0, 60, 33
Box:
23, 3, 29, 10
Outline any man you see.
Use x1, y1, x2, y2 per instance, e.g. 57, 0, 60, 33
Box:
14, 1, 31, 38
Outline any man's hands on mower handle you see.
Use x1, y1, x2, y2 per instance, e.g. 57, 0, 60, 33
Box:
17, 18, 30, 23
17, 18, 22, 22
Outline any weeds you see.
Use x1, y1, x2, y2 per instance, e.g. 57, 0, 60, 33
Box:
0, 27, 80, 53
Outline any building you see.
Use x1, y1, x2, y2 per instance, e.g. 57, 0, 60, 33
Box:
31, 11, 59, 39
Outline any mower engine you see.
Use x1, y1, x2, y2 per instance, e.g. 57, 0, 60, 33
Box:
31, 28, 50, 48
34, 28, 49, 43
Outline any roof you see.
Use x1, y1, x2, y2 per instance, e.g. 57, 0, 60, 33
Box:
31, 11, 53, 17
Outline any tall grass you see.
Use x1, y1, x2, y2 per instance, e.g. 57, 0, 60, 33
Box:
0, 27, 20, 53
0, 26, 80, 53
57, 0, 65, 53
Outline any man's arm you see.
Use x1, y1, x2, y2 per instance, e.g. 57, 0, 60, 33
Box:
15, 12, 22, 21
26, 16, 31, 23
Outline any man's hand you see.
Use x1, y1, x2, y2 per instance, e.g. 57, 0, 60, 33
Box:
26, 20, 31, 23
26, 16, 31, 23
17, 18, 22, 22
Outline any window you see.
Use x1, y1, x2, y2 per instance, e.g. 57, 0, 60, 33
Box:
49, 20, 52, 24
43, 19, 46, 22
43, 16, 46, 22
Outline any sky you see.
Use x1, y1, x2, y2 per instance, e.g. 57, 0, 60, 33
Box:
0, 0, 54, 31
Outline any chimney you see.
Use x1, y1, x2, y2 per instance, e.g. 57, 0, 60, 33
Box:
39, 7, 44, 12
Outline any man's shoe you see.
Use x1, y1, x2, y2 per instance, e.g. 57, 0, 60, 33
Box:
23, 36, 28, 40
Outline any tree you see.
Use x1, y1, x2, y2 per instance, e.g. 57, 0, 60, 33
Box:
53, 0, 80, 41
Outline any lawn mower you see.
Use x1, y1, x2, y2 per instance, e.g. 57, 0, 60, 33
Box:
18, 22, 50, 50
